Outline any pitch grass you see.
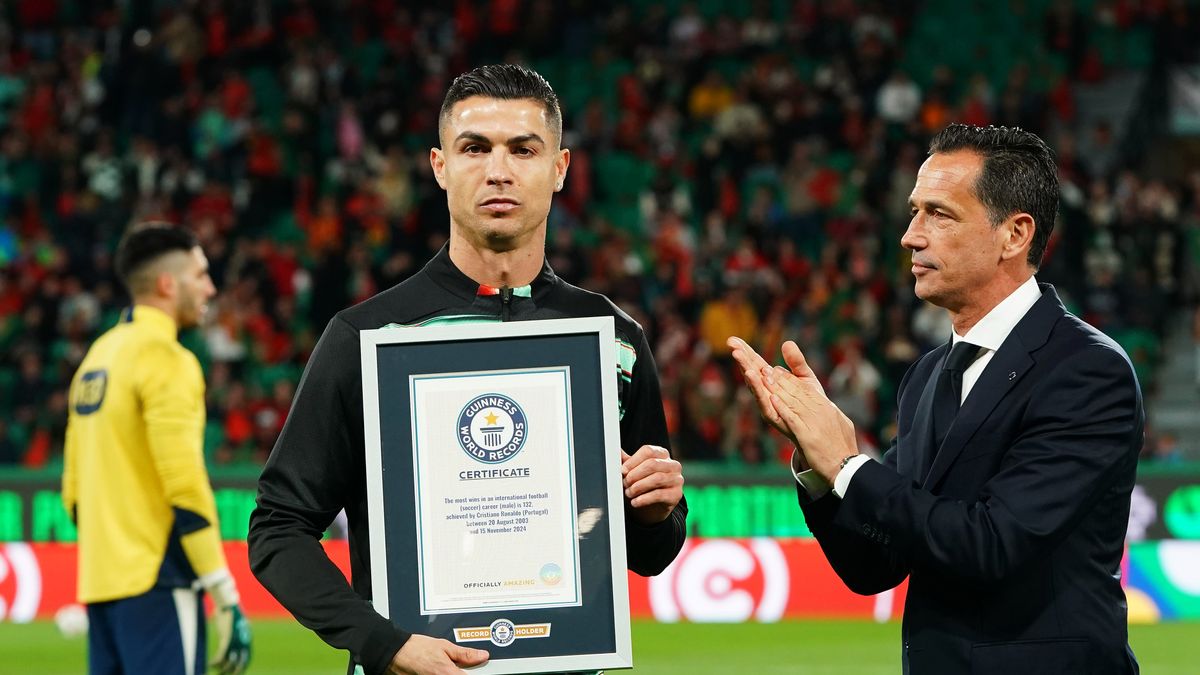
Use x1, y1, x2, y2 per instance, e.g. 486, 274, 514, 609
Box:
0, 619, 1195, 674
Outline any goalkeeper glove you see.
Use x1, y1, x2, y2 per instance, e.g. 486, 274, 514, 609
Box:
200, 570, 252, 675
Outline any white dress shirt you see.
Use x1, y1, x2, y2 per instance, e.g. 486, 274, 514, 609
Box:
794, 276, 1044, 498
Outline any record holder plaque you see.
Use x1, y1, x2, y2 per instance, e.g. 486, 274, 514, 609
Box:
360, 318, 632, 674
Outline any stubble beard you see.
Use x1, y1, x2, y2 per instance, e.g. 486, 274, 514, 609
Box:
176, 290, 205, 330
461, 214, 538, 253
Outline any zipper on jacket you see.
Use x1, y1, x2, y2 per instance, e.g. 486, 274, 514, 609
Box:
501, 286, 512, 321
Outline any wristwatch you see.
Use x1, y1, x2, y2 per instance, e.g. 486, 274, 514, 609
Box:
839, 454, 860, 470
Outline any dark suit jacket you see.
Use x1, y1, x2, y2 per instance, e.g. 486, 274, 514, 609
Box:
802, 285, 1142, 675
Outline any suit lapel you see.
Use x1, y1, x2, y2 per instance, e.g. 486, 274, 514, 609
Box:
922, 347, 1033, 489
922, 284, 1065, 490
905, 344, 946, 480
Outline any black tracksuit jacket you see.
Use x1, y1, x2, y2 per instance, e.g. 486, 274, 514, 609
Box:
248, 245, 687, 675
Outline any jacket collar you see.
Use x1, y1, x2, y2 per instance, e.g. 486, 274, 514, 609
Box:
126, 304, 179, 339
423, 244, 559, 302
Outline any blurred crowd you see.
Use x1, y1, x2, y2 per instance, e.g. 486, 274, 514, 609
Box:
1, 0, 1199, 469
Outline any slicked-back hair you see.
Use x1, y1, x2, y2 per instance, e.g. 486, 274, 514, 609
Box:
114, 222, 198, 295
929, 124, 1059, 269
439, 64, 562, 147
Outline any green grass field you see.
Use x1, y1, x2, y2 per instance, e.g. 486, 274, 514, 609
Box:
1, 619, 1196, 674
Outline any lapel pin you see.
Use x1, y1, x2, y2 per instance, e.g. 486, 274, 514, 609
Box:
1008, 371, 1016, 381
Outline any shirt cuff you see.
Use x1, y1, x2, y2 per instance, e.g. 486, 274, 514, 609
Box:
790, 448, 831, 499
833, 455, 872, 498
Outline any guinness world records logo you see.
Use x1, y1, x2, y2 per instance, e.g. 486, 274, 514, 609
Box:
489, 618, 516, 647
457, 393, 528, 463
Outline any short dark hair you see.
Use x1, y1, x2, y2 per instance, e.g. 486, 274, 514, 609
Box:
439, 64, 562, 146
928, 124, 1059, 269
114, 222, 198, 294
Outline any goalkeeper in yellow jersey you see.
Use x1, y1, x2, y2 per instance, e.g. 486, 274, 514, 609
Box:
63, 223, 251, 675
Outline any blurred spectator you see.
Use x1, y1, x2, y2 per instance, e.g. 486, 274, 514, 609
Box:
699, 285, 759, 358
828, 340, 882, 430
877, 70, 921, 125
1146, 431, 1185, 464
689, 70, 735, 120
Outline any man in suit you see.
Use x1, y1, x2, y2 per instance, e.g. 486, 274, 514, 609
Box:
729, 124, 1142, 674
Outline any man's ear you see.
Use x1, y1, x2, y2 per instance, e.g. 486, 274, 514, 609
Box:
1001, 212, 1035, 262
430, 147, 447, 190
154, 269, 177, 299
554, 148, 570, 192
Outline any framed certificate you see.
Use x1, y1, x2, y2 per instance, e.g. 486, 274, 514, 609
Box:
360, 317, 632, 674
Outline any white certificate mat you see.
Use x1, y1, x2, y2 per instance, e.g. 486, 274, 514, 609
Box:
411, 368, 582, 614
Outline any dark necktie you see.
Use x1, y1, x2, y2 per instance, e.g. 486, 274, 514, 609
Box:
927, 341, 982, 475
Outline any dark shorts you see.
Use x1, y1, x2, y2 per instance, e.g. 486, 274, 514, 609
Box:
86, 587, 206, 675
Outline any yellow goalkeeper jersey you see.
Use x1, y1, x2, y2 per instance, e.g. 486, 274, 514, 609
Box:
63, 305, 228, 603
